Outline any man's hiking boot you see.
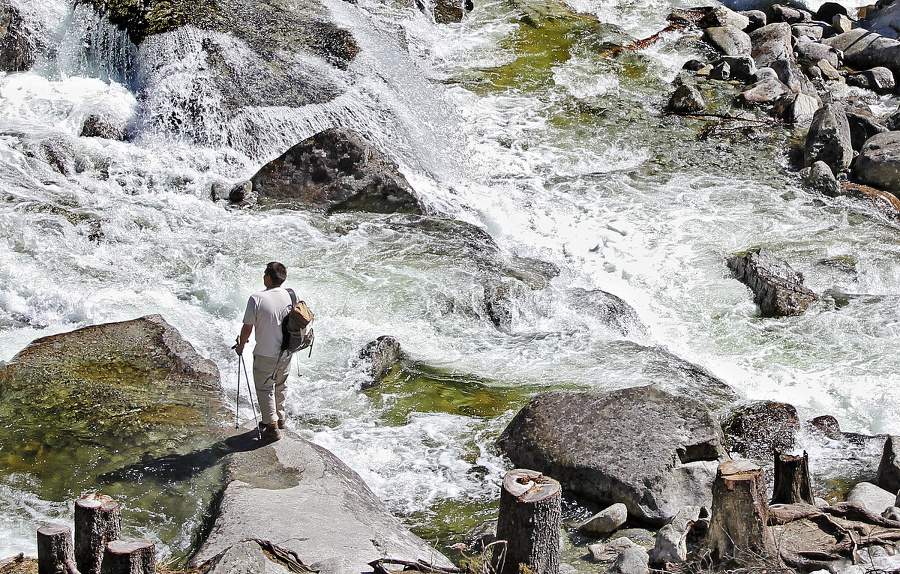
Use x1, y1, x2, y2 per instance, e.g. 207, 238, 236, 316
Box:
260, 422, 281, 441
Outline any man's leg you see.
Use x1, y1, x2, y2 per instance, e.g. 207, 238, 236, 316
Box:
252, 354, 280, 425
272, 356, 291, 425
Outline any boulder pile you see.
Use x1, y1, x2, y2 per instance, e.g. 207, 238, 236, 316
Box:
667, 1, 900, 210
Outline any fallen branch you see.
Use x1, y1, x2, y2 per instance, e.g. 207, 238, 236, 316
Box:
248, 539, 318, 574
368, 558, 466, 574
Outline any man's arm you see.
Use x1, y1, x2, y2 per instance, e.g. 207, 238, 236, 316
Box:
235, 324, 253, 355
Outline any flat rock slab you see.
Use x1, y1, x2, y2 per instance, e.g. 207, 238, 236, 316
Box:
193, 428, 453, 574
496, 386, 727, 526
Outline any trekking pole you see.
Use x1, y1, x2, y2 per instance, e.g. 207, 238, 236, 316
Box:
235, 360, 241, 429
240, 354, 261, 439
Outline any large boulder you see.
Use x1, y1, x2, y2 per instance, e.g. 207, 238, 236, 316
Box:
193, 428, 454, 574
0, 0, 34, 72
83, 0, 359, 153
847, 67, 897, 93
496, 387, 728, 526
855, 131, 900, 193
822, 29, 900, 76
846, 106, 889, 151
704, 25, 752, 56
862, 0, 900, 39
805, 104, 854, 173
726, 248, 818, 317
720, 400, 800, 459
750, 23, 794, 69
0, 315, 231, 548
0, 315, 228, 452
250, 128, 425, 214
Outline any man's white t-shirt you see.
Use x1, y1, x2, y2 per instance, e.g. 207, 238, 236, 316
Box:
242, 287, 292, 358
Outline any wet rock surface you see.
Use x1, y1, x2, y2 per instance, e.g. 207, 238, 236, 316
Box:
496, 386, 727, 526
856, 131, 900, 193
727, 248, 818, 316
251, 128, 424, 214
720, 400, 800, 459
0, 0, 34, 72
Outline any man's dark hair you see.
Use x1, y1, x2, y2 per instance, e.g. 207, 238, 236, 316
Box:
265, 262, 287, 286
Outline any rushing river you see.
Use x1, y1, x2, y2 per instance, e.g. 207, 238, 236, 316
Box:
1, 0, 899, 564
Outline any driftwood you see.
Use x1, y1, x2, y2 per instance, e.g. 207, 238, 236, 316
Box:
369, 558, 465, 574
771, 450, 814, 505
100, 539, 154, 574
599, 23, 683, 57
494, 469, 561, 574
249, 539, 320, 574
707, 460, 775, 561
770, 501, 900, 568
37, 525, 79, 574
74, 494, 121, 574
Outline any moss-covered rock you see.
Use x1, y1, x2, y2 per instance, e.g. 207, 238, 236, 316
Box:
83, 0, 358, 69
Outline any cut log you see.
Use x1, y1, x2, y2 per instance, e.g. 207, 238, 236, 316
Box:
771, 450, 814, 505
494, 469, 561, 574
37, 525, 78, 574
707, 460, 775, 561
75, 494, 121, 574
101, 539, 155, 574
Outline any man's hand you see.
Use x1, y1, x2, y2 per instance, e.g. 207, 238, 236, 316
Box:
235, 324, 253, 356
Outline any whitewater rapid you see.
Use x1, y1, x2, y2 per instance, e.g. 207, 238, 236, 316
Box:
1, 0, 899, 562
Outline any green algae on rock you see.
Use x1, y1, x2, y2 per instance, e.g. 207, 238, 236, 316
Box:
0, 314, 231, 561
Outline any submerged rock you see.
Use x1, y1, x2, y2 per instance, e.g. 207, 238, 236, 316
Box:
193, 427, 453, 574
355, 335, 404, 389
80, 114, 128, 141
667, 83, 706, 114
856, 131, 900, 193
802, 160, 842, 197
496, 387, 727, 526
251, 127, 424, 214
727, 248, 818, 316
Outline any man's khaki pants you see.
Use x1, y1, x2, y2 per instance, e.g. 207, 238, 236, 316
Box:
252, 354, 291, 424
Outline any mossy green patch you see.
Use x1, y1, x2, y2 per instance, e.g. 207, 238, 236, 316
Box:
364, 361, 537, 425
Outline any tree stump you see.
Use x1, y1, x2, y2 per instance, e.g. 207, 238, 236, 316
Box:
707, 460, 775, 562
771, 450, 814, 505
37, 525, 78, 574
101, 539, 155, 574
494, 469, 561, 574
75, 494, 121, 574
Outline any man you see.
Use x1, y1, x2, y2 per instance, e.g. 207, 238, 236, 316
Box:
235, 261, 293, 441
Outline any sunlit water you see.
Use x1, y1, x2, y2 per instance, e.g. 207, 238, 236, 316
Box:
1, 0, 899, 564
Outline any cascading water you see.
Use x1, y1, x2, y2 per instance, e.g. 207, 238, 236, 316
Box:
1, 0, 899, 565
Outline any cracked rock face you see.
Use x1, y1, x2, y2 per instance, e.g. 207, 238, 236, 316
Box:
496, 386, 728, 526
727, 248, 818, 317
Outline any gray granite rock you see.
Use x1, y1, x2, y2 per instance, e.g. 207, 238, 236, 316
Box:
193, 429, 453, 574
726, 249, 818, 317
578, 503, 629, 536
496, 387, 727, 526
805, 103, 853, 172
856, 131, 900, 192
847, 481, 896, 516
704, 25, 752, 56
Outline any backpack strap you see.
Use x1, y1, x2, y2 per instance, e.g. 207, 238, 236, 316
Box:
287, 288, 297, 308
